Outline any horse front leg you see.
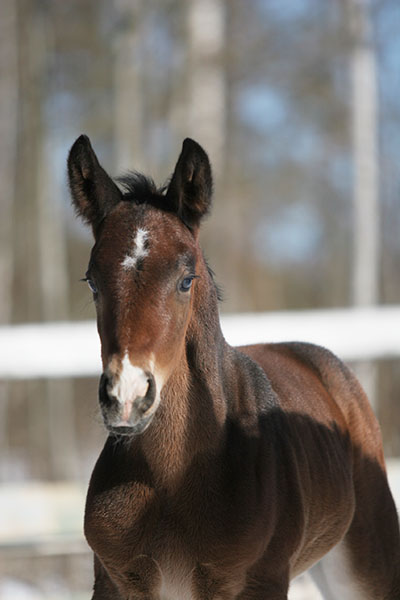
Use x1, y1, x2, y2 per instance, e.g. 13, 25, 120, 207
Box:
92, 553, 163, 600
91, 554, 124, 600
237, 579, 289, 600
192, 563, 289, 600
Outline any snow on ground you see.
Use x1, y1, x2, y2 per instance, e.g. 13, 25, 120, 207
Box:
0, 579, 87, 600
290, 573, 323, 599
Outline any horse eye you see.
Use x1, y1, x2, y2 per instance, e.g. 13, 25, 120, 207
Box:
180, 277, 194, 292
87, 279, 98, 295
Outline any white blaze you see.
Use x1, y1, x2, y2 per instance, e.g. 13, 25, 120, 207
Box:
122, 228, 149, 270
109, 353, 149, 422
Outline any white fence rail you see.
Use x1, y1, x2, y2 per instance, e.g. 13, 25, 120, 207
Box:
0, 305, 400, 379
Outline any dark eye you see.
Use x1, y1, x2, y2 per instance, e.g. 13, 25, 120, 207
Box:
87, 279, 97, 295
180, 276, 194, 292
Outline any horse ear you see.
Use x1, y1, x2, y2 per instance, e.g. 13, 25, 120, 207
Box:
165, 138, 213, 229
68, 135, 122, 231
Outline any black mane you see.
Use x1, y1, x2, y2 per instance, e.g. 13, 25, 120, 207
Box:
117, 172, 167, 206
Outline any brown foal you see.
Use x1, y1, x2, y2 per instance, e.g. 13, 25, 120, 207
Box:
68, 135, 400, 599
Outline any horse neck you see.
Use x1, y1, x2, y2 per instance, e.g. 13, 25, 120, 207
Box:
139, 276, 228, 488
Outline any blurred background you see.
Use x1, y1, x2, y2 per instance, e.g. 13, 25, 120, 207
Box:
0, 0, 399, 598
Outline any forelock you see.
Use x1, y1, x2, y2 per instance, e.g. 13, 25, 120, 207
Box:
117, 172, 164, 205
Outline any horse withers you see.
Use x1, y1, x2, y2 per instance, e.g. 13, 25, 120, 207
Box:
68, 135, 400, 599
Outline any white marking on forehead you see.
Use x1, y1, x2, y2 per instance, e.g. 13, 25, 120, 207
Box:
122, 228, 149, 270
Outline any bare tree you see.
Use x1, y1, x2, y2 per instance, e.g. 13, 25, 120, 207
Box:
186, 0, 226, 173
349, 0, 379, 308
36, 8, 79, 481
0, 0, 18, 325
113, 0, 146, 173
348, 0, 380, 407
0, 0, 18, 481
12, 2, 79, 480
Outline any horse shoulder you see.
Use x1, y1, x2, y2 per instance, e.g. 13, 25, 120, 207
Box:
240, 342, 360, 415
227, 343, 359, 574
239, 340, 386, 476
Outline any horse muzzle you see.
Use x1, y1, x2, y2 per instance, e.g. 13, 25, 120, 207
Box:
98, 368, 157, 436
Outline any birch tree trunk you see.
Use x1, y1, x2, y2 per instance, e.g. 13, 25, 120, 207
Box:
0, 0, 18, 324
348, 0, 379, 407
113, 0, 146, 173
38, 134, 79, 481
0, 0, 18, 482
350, 0, 379, 307
34, 9, 79, 481
187, 0, 226, 174
13, 3, 78, 480
186, 0, 249, 309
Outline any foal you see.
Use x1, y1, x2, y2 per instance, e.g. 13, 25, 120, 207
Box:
68, 135, 400, 600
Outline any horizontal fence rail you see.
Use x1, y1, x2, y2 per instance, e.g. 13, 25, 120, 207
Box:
0, 305, 400, 379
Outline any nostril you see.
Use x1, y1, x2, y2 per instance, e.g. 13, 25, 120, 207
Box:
99, 368, 157, 431
137, 372, 156, 414
99, 372, 114, 407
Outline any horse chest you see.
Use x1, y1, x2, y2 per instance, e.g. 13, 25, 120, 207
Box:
158, 560, 195, 600
85, 474, 260, 599
85, 480, 208, 559
86, 487, 205, 599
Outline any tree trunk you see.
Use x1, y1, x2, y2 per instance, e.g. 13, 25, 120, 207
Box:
350, 0, 379, 307
348, 0, 379, 408
13, 2, 79, 480
35, 8, 79, 481
112, 0, 146, 173
186, 0, 226, 174
0, 0, 18, 483
0, 0, 18, 324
